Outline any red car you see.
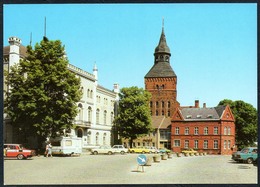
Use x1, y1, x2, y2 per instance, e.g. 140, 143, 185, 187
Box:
4, 144, 33, 160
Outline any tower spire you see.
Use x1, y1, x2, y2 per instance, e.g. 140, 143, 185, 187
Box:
44, 17, 46, 37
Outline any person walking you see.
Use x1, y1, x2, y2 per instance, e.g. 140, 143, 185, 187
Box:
46, 142, 53, 158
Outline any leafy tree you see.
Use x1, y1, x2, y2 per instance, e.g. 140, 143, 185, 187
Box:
5, 37, 82, 148
218, 99, 257, 149
113, 86, 153, 147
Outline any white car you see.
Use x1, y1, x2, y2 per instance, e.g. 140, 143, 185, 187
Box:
145, 146, 159, 153
112, 145, 128, 154
91, 145, 115, 155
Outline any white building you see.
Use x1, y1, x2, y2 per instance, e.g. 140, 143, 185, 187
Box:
3, 36, 119, 149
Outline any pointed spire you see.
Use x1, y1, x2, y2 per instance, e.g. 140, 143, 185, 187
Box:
154, 19, 170, 54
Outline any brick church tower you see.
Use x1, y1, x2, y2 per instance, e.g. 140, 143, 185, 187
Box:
145, 24, 180, 117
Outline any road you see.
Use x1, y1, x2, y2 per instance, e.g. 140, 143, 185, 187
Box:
4, 153, 258, 185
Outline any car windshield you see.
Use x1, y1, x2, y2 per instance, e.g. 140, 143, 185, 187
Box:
241, 148, 249, 153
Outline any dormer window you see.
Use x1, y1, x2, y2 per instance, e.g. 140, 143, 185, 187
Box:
207, 115, 213, 118
186, 115, 192, 119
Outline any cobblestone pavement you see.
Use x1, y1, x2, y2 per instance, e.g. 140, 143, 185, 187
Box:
3, 153, 258, 185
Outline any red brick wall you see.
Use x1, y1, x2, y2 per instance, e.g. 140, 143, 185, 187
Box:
171, 120, 235, 155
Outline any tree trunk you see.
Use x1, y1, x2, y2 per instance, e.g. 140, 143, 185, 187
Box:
129, 138, 133, 148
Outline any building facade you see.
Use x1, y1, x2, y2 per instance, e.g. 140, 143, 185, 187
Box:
171, 102, 236, 155
3, 36, 119, 149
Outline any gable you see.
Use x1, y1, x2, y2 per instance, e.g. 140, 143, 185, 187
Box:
171, 108, 184, 121
221, 105, 235, 122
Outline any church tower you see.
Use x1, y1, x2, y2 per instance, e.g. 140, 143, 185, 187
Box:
144, 23, 180, 117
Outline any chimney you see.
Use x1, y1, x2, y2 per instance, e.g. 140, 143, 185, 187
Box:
203, 103, 206, 108
195, 100, 199, 108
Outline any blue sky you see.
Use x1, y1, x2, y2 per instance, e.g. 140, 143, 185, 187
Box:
3, 3, 257, 108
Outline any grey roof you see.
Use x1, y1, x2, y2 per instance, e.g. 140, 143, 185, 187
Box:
3, 45, 28, 59
145, 61, 176, 78
180, 106, 226, 121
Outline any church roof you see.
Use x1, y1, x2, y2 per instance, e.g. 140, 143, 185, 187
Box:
154, 28, 170, 54
145, 61, 176, 78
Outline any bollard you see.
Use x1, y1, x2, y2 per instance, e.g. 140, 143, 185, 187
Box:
153, 155, 161, 162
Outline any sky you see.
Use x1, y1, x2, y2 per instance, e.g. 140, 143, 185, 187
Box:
3, 3, 257, 109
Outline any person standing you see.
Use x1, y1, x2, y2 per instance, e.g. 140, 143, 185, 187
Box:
46, 142, 53, 158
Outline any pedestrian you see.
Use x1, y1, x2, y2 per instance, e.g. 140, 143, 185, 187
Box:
46, 142, 53, 158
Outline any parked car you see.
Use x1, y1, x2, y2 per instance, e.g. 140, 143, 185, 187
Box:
4, 144, 33, 160
112, 145, 128, 154
232, 147, 257, 164
181, 148, 198, 154
129, 146, 151, 154
147, 146, 159, 154
91, 145, 115, 155
159, 148, 171, 154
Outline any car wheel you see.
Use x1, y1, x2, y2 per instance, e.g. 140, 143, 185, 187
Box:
131, 151, 135, 153
149, 151, 152, 154
108, 151, 113, 155
93, 151, 98, 155
142, 151, 145, 154
247, 158, 253, 164
120, 151, 125, 155
17, 154, 24, 160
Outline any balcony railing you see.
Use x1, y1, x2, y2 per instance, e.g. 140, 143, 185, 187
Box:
74, 120, 91, 128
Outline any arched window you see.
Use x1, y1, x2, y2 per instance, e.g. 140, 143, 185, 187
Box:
150, 101, 153, 108
168, 101, 171, 108
90, 90, 93, 98
88, 107, 92, 122
96, 109, 100, 124
228, 127, 231, 135
87, 89, 90, 98
96, 132, 99, 145
77, 128, 83, 138
111, 112, 114, 124
104, 110, 107, 125
87, 131, 91, 145
103, 133, 106, 145
78, 103, 83, 121
156, 101, 159, 108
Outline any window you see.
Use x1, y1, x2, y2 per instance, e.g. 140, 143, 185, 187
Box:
184, 140, 189, 148
194, 127, 199, 135
204, 127, 208, 135
175, 127, 179, 135
156, 110, 158, 116
168, 101, 170, 108
214, 127, 218, 135
104, 110, 107, 125
111, 112, 114, 124
224, 140, 227, 149
150, 101, 153, 108
203, 140, 208, 149
228, 127, 231, 135
90, 90, 93, 98
87, 131, 91, 145
174, 140, 180, 147
156, 101, 159, 108
162, 110, 164, 115
103, 133, 106, 145
88, 107, 92, 122
214, 140, 218, 149
228, 140, 231, 149
194, 140, 199, 149
185, 127, 189, 135
168, 110, 170, 117
96, 132, 99, 145
224, 127, 227, 135
96, 109, 100, 124
87, 89, 90, 98
162, 101, 164, 108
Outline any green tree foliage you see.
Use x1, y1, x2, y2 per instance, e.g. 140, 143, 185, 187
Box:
113, 86, 153, 147
5, 38, 82, 146
218, 99, 257, 149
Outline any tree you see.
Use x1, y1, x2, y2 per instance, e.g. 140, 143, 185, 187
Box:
5, 37, 82, 148
113, 86, 153, 147
218, 99, 257, 149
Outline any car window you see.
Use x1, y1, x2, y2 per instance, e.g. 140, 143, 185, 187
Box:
10, 145, 17, 150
